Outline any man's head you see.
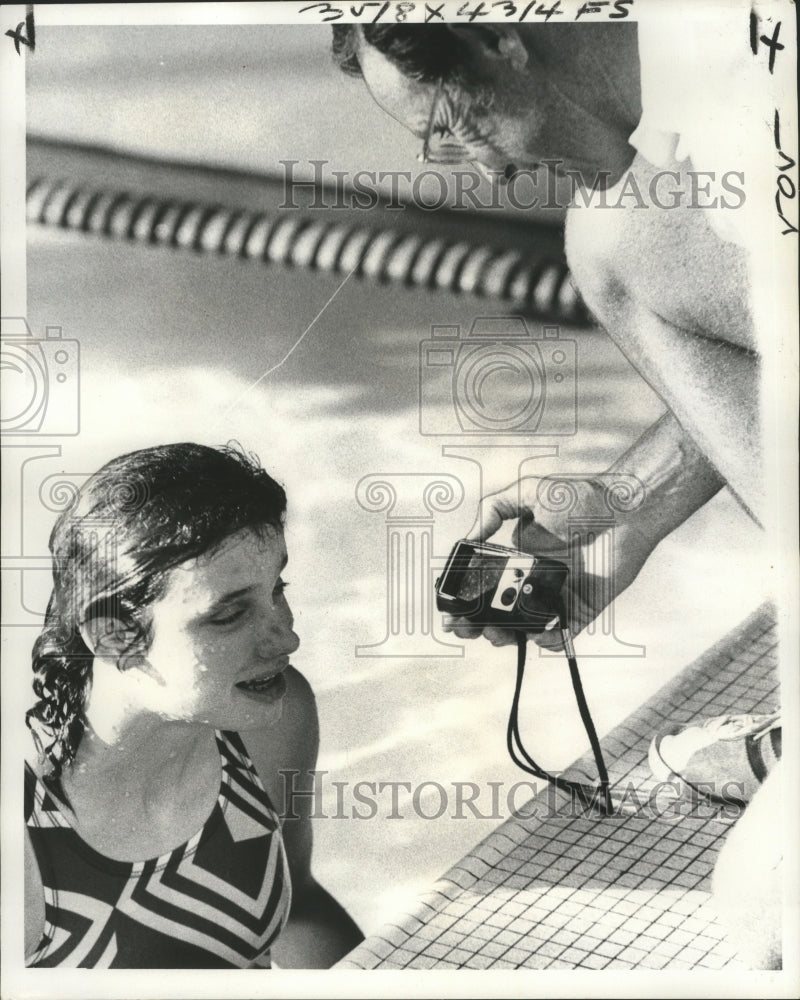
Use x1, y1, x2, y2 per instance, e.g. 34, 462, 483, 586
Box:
332, 23, 467, 84
332, 23, 641, 184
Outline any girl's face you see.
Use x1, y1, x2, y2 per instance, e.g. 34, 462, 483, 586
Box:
138, 527, 300, 730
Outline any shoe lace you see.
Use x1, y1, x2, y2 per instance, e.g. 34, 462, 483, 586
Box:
703, 711, 780, 740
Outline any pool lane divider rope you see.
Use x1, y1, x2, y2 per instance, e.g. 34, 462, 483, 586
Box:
26, 136, 590, 327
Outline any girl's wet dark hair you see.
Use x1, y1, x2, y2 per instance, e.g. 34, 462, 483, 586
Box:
27, 442, 287, 780
331, 24, 468, 83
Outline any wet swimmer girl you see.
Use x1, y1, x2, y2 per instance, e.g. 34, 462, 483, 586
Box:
24, 443, 363, 968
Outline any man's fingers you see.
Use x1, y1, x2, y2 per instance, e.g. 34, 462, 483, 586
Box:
465, 500, 505, 542
466, 482, 536, 542
532, 628, 565, 651
442, 617, 516, 645
482, 627, 516, 647
450, 626, 484, 639
512, 516, 568, 557
442, 615, 483, 639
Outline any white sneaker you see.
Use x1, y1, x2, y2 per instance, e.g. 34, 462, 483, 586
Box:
648, 712, 781, 806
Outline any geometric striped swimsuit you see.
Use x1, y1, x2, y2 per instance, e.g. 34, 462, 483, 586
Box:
24, 730, 291, 968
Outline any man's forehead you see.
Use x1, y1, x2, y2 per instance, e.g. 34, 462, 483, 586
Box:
356, 34, 434, 137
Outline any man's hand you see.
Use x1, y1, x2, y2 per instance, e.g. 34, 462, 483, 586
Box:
443, 474, 657, 648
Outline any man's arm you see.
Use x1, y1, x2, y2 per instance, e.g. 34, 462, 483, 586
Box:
245, 668, 363, 968
565, 156, 764, 525
605, 409, 726, 542
589, 293, 762, 526
450, 160, 765, 645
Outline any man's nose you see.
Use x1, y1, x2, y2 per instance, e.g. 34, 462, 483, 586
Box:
471, 160, 494, 180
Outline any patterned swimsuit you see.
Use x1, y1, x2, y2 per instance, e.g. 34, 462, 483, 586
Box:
25, 730, 291, 968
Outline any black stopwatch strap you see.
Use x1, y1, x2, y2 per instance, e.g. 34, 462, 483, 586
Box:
509, 633, 606, 813
555, 599, 613, 813
510, 628, 614, 816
